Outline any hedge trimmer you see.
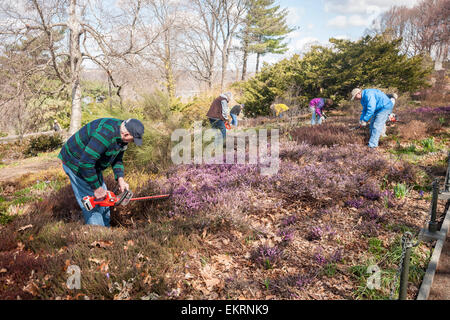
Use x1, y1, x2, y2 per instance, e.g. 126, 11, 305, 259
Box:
82, 189, 171, 211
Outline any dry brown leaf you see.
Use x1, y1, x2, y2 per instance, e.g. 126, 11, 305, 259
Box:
204, 278, 220, 290
213, 254, 234, 270
89, 241, 113, 249
23, 281, 39, 296
184, 273, 194, 279
98, 261, 109, 273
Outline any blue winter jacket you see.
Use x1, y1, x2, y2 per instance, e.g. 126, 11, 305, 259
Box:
359, 89, 393, 122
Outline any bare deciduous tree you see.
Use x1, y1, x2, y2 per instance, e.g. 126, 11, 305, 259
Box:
372, 0, 449, 70
0, 0, 162, 134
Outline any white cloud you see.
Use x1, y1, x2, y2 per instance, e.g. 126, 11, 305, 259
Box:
328, 15, 348, 28
292, 37, 321, 52
324, 0, 421, 15
333, 35, 350, 40
286, 6, 305, 26
327, 13, 376, 28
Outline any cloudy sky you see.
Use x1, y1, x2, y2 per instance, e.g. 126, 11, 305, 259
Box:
256, 0, 421, 66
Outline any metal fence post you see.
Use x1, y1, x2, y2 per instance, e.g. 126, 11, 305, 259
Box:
399, 244, 412, 300
428, 180, 439, 233
445, 151, 450, 192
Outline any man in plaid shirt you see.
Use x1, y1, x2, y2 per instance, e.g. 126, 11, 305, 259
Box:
58, 118, 144, 227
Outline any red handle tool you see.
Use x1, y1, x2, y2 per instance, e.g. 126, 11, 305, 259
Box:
82, 191, 118, 211
82, 190, 171, 211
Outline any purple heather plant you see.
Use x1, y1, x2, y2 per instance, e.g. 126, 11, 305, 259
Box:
325, 225, 337, 241
360, 183, 382, 201
307, 226, 323, 241
281, 215, 297, 227
360, 220, 380, 237
278, 228, 295, 243
251, 244, 283, 269
360, 207, 381, 221
345, 198, 366, 209
412, 106, 450, 114
330, 248, 344, 263
295, 274, 313, 290
313, 247, 327, 265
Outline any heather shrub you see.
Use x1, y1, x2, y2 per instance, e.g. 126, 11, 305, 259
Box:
290, 124, 364, 147
360, 221, 380, 237
24, 134, 64, 157
251, 244, 283, 269
360, 207, 386, 223
306, 226, 323, 241
345, 198, 366, 209
278, 228, 295, 243
360, 182, 382, 201
386, 163, 417, 184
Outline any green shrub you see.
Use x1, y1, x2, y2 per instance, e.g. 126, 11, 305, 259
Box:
24, 134, 64, 157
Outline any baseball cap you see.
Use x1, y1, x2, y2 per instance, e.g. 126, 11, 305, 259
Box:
123, 118, 144, 146
351, 88, 362, 100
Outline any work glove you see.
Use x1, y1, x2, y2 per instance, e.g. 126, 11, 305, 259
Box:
359, 120, 368, 127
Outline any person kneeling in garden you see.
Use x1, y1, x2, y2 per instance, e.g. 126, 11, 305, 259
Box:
58, 118, 144, 227
309, 98, 333, 125
270, 103, 289, 118
351, 88, 393, 148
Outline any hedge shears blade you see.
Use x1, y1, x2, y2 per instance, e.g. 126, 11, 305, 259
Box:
82, 189, 171, 211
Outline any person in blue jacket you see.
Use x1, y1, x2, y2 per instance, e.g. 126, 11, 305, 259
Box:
351, 88, 393, 148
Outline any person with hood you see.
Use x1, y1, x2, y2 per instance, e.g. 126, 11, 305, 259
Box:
58, 118, 144, 227
351, 88, 393, 148
206, 92, 232, 146
309, 98, 333, 125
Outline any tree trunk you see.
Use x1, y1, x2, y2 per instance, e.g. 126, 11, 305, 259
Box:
220, 42, 230, 91
241, 27, 249, 80
108, 75, 112, 112
164, 31, 175, 98
255, 52, 261, 74
68, 0, 83, 135
241, 48, 248, 81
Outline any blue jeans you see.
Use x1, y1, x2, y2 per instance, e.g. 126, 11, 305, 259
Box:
368, 107, 393, 148
208, 118, 226, 145
310, 107, 322, 125
62, 164, 111, 227
230, 113, 238, 127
